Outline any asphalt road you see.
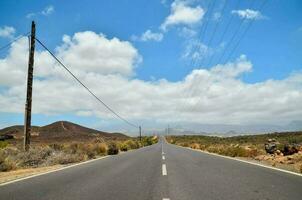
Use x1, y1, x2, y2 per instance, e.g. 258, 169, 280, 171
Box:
0, 137, 301, 200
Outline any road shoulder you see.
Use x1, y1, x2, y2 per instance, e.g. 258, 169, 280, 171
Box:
169, 143, 302, 177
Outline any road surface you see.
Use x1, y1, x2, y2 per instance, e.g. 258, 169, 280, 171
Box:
0, 137, 301, 200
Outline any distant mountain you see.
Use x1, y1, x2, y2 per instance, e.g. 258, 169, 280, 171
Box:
157, 120, 302, 136
0, 121, 129, 142
287, 120, 302, 130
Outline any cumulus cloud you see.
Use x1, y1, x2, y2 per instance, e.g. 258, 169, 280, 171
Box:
57, 31, 141, 76
0, 26, 15, 38
131, 30, 163, 42
182, 39, 212, 61
1, 31, 302, 131
27, 5, 55, 18
161, 0, 205, 30
231, 9, 265, 20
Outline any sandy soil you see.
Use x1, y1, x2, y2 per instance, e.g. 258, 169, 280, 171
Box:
0, 165, 63, 184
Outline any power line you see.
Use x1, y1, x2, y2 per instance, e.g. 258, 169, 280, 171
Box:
184, 0, 269, 119
171, 0, 217, 124
202, 0, 228, 68
215, 0, 256, 66
179, 0, 230, 118
186, 0, 215, 71
180, 0, 253, 118
206, 0, 241, 68
35, 37, 139, 129
223, 0, 270, 64
185, 0, 230, 110
176, 0, 217, 113
0, 32, 30, 52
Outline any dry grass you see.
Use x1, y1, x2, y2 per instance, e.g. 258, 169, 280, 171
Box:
166, 133, 302, 158
0, 136, 158, 173
167, 134, 302, 173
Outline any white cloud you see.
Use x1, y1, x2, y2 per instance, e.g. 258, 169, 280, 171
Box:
213, 12, 221, 21
231, 9, 265, 20
131, 30, 163, 42
0, 26, 15, 38
26, 5, 55, 18
182, 39, 212, 61
56, 31, 141, 76
179, 27, 197, 38
161, 0, 205, 30
1, 31, 302, 131
41, 5, 54, 16
161, 0, 168, 5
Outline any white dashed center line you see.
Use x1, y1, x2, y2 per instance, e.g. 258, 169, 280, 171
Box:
163, 198, 170, 200
162, 164, 167, 176
162, 155, 165, 160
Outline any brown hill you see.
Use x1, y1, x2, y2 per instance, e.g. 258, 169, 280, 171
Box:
0, 121, 129, 143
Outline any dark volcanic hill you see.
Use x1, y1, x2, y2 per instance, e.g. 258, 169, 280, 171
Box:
0, 121, 129, 142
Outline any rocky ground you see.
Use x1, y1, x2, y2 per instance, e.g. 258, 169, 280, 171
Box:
166, 134, 302, 174
252, 152, 302, 173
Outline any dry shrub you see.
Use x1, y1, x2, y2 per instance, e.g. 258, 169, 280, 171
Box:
125, 140, 140, 149
207, 146, 221, 154
180, 142, 189, 147
46, 152, 86, 165
65, 143, 80, 154
0, 150, 16, 171
190, 143, 200, 149
199, 144, 207, 151
80, 143, 108, 158
107, 143, 119, 155
0, 140, 141, 172
205, 144, 262, 158
79, 144, 97, 159
49, 143, 64, 151
94, 143, 107, 155
52, 142, 108, 161
119, 143, 129, 152
244, 148, 262, 158
0, 141, 8, 149
16, 146, 53, 167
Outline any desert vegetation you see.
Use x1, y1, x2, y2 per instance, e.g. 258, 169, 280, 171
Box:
0, 136, 158, 173
166, 132, 302, 173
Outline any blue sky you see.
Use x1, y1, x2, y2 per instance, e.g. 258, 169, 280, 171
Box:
0, 0, 302, 133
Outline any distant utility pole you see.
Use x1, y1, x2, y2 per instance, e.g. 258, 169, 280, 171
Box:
24, 21, 36, 151
139, 126, 142, 142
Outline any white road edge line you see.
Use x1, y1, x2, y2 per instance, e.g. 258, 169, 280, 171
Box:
173, 144, 302, 177
162, 164, 167, 176
0, 156, 110, 186
162, 155, 165, 160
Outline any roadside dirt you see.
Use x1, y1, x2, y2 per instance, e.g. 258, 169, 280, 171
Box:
0, 165, 63, 184
241, 152, 302, 174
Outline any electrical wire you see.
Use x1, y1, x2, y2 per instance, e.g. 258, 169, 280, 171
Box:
215, 0, 256, 66
0, 32, 30, 52
223, 0, 269, 63
35, 37, 139, 129
207, 0, 241, 67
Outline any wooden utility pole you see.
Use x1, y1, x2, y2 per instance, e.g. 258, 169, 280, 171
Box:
139, 126, 142, 142
24, 21, 36, 151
